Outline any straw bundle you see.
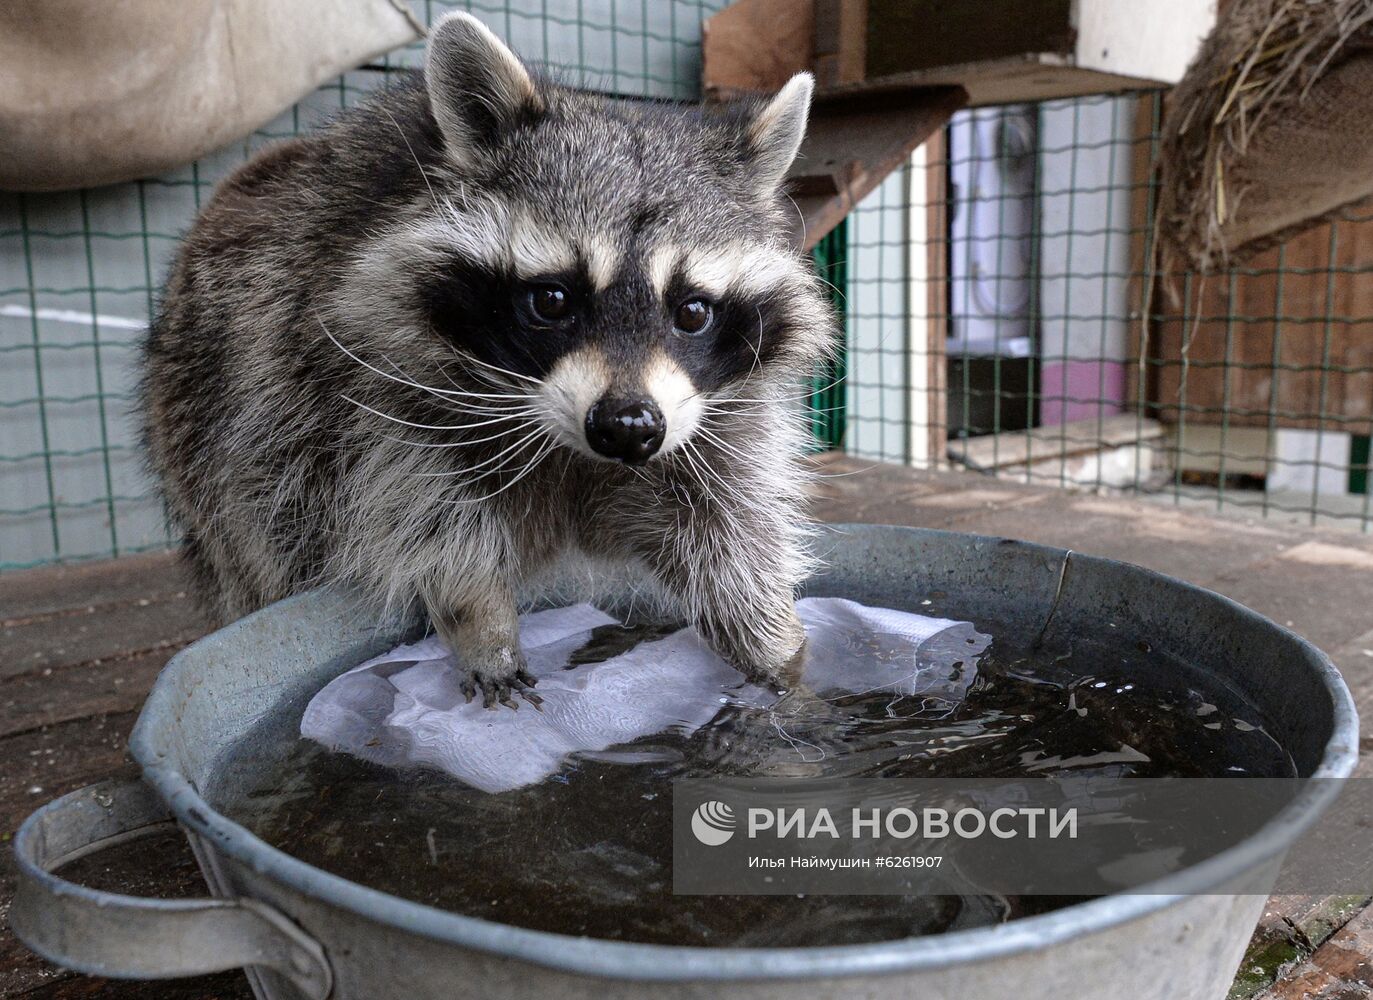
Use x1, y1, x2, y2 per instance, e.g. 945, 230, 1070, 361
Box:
1158, 0, 1373, 272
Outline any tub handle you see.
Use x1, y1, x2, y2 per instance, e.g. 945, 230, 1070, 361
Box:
10, 777, 333, 999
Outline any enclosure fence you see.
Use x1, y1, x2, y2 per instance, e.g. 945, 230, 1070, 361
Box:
0, 0, 723, 571
841, 91, 1373, 532
3, 4, 1372, 573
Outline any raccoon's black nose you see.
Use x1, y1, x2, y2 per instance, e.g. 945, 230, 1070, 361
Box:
585, 398, 665, 464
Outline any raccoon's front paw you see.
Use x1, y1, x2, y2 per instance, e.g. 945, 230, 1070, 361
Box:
744, 639, 808, 691
457, 646, 541, 710
728, 611, 808, 690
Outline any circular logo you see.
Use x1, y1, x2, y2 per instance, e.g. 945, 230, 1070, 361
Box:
691, 800, 736, 846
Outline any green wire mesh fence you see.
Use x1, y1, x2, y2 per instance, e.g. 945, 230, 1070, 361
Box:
809, 221, 848, 450
4, 6, 1373, 573
0, 0, 724, 571
841, 92, 1373, 532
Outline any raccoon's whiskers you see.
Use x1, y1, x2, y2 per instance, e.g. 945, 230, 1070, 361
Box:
676, 441, 721, 506
413, 425, 550, 479
680, 438, 776, 517
677, 439, 721, 496
381, 421, 534, 449
447, 349, 546, 387
380, 421, 535, 450
705, 372, 847, 407
318, 317, 537, 403
783, 191, 808, 252
428, 454, 542, 502
341, 394, 535, 432
810, 270, 845, 302
691, 429, 793, 510
425, 347, 516, 401
477, 438, 558, 499
359, 392, 536, 420
440, 433, 557, 504
438, 356, 529, 396
745, 307, 765, 376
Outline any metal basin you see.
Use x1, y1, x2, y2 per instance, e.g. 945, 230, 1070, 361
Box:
11, 525, 1359, 999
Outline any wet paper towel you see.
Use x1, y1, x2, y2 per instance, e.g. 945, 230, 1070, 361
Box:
302, 598, 990, 793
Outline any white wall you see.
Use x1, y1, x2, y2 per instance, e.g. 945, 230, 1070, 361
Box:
843, 167, 911, 463
1037, 94, 1137, 425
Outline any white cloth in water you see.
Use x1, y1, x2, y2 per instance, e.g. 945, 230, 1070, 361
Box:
301, 597, 989, 793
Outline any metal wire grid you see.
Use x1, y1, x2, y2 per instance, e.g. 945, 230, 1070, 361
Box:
0, 0, 724, 570
840, 91, 1373, 532
7, 17, 1373, 574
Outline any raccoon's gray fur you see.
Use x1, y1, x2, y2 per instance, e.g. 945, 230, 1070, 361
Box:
139, 13, 836, 706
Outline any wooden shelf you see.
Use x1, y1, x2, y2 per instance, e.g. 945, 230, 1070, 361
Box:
705, 0, 1215, 107
785, 84, 965, 250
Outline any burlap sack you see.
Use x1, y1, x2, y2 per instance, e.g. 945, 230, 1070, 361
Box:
0, 0, 423, 191
1159, 0, 1373, 271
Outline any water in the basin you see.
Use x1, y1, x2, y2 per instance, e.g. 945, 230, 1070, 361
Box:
210, 617, 1295, 947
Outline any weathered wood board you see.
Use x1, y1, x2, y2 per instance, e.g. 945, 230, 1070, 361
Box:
1152, 218, 1373, 436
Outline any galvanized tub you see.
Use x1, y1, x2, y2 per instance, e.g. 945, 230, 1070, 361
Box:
11, 525, 1360, 1000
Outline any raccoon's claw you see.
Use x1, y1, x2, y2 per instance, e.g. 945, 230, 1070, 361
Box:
478, 674, 513, 710
468, 667, 541, 711
511, 669, 543, 710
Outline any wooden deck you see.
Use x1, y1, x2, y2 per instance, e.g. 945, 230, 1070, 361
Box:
2, 455, 1370, 998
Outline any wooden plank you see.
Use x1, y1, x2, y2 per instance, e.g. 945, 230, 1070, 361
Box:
1233, 895, 1373, 999
866, 0, 1074, 76
788, 85, 966, 250
1073, 1, 1216, 84
1, 592, 206, 681
0, 647, 182, 740
1152, 219, 1373, 435
702, 0, 813, 97
0, 550, 184, 621
0, 712, 141, 846
924, 127, 950, 467
819, 54, 1176, 108
1254, 906, 1373, 999
1204, 543, 1373, 654
812, 0, 841, 87
947, 413, 1164, 471
1329, 627, 1373, 737
1125, 91, 1160, 413
705, 0, 1209, 105
812, 0, 866, 88
808, 452, 1047, 526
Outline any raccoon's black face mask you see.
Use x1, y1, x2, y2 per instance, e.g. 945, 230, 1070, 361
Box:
353, 13, 835, 465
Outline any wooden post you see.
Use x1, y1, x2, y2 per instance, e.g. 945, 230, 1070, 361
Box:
813, 0, 867, 88
1125, 91, 1162, 416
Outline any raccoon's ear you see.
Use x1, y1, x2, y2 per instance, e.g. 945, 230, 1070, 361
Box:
744, 72, 814, 197
425, 12, 542, 167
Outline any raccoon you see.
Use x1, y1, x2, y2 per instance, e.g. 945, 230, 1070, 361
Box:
139, 12, 837, 706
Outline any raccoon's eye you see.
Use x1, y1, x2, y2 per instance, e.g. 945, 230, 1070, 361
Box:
528, 284, 572, 322
673, 297, 714, 336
